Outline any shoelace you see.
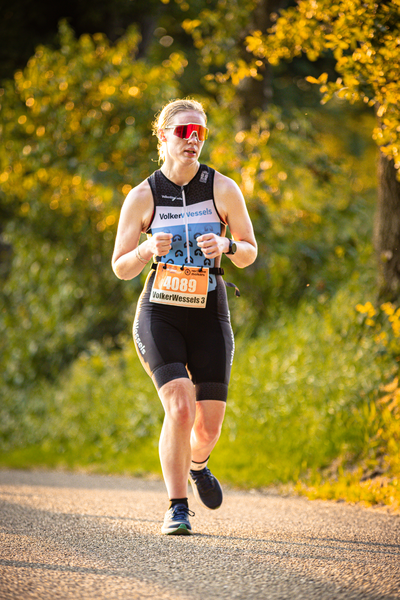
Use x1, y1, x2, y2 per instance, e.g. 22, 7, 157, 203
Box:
171, 505, 195, 519
190, 468, 215, 493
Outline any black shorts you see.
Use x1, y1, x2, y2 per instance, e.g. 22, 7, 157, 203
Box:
133, 271, 234, 402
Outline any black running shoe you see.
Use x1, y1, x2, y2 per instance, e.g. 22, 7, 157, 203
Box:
161, 504, 195, 535
189, 467, 223, 510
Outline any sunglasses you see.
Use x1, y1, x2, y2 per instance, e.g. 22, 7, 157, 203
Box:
163, 123, 209, 141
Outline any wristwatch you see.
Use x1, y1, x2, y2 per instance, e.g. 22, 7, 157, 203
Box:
225, 238, 237, 255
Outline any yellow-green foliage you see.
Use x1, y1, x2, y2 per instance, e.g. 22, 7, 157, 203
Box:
0, 22, 186, 219
0, 338, 164, 474
294, 299, 400, 510
355, 300, 400, 471
0, 22, 186, 385
245, 0, 400, 167
296, 473, 400, 512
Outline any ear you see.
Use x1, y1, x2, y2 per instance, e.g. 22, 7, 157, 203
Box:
158, 129, 167, 142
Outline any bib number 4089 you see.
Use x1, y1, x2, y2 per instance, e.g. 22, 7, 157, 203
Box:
162, 275, 196, 293
150, 263, 209, 308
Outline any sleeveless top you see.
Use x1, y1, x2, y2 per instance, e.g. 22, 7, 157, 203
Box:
147, 165, 226, 292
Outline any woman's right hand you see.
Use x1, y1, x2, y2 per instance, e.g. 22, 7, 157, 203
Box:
145, 232, 173, 258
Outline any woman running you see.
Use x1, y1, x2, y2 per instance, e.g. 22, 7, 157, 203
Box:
112, 98, 257, 535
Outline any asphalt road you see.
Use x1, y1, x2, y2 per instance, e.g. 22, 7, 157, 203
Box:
0, 469, 399, 600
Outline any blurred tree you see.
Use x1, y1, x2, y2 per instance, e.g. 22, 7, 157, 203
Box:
173, 0, 369, 324
243, 0, 400, 299
0, 0, 178, 80
0, 1, 378, 393
234, 0, 289, 128
180, 0, 293, 125
0, 22, 185, 385
0, 0, 210, 97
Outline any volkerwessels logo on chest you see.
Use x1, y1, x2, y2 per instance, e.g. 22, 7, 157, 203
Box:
152, 199, 216, 228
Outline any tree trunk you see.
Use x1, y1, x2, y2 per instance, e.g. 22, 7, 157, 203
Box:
236, 0, 288, 129
374, 151, 400, 301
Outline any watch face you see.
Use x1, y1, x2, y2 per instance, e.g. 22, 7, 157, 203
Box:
231, 241, 237, 254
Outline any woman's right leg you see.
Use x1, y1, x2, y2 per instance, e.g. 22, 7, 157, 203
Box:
158, 377, 196, 499
133, 287, 196, 499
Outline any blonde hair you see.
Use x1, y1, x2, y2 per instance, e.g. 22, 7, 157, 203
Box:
152, 98, 207, 162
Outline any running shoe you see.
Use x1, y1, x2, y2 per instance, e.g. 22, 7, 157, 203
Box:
161, 504, 194, 535
189, 467, 223, 510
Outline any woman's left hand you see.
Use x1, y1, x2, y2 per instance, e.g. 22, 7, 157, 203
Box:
196, 233, 229, 259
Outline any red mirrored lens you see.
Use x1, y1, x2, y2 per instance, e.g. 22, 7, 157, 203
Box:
173, 124, 208, 141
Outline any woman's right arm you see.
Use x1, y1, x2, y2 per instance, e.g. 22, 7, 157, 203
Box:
111, 180, 172, 281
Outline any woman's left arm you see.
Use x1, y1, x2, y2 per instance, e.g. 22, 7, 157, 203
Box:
196, 171, 257, 268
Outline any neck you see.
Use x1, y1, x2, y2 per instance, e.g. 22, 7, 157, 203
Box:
160, 161, 200, 186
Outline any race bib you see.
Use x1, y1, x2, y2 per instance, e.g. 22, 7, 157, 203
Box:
150, 263, 209, 308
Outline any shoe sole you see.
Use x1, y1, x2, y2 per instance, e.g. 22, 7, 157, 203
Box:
189, 474, 223, 511
161, 523, 193, 536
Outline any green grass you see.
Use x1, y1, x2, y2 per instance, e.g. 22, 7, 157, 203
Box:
215, 288, 393, 486
0, 440, 161, 476
1, 340, 164, 477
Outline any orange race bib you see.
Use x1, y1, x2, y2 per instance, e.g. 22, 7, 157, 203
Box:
150, 263, 209, 308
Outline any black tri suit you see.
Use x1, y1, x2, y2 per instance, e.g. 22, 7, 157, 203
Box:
133, 164, 234, 402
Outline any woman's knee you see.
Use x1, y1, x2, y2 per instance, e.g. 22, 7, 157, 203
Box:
193, 418, 222, 446
160, 379, 196, 426
169, 401, 196, 427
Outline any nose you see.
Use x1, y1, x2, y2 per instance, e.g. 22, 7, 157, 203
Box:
187, 131, 199, 141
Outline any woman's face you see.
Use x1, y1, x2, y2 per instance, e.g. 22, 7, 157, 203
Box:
160, 110, 207, 166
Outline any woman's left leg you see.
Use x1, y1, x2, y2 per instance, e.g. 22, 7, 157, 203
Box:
190, 400, 226, 462
189, 400, 226, 510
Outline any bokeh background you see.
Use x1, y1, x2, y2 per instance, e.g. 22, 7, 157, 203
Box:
1, 0, 399, 508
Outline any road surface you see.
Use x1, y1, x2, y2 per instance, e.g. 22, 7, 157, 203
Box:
0, 469, 399, 599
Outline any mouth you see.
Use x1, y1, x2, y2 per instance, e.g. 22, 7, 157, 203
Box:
184, 148, 197, 156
